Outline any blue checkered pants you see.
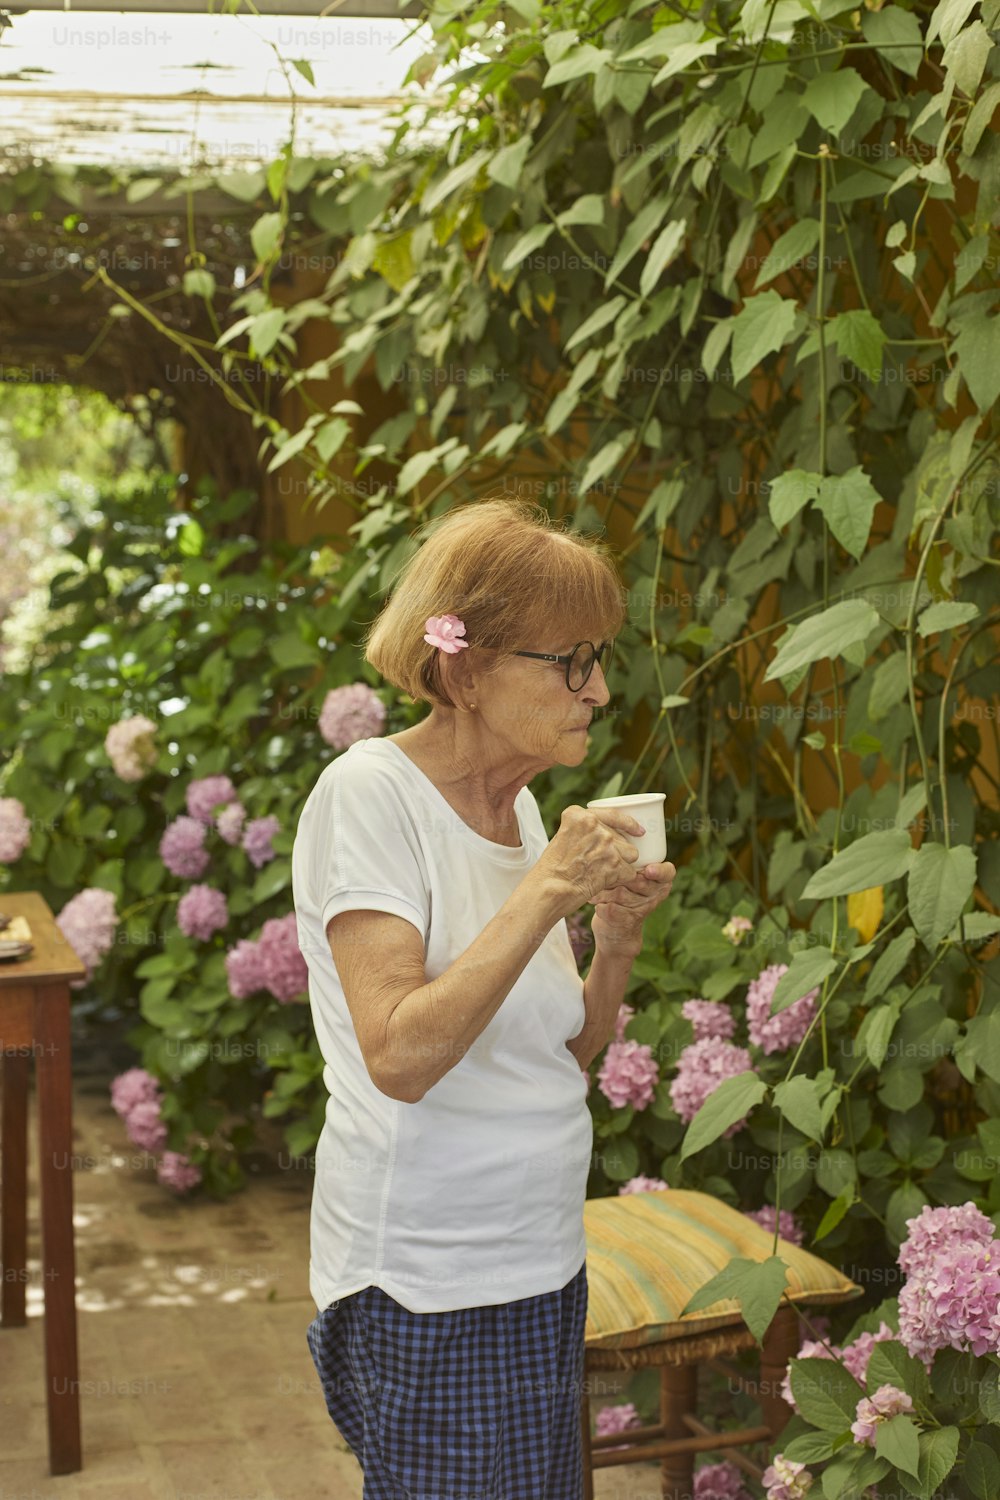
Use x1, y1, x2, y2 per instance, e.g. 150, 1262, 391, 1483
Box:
306, 1259, 589, 1500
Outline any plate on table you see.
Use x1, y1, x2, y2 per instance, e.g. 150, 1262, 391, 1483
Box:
0, 939, 34, 961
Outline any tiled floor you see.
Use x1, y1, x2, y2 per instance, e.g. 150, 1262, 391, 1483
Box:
0, 1017, 663, 1499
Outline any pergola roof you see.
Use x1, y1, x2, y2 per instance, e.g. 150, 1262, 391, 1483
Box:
1, 4, 443, 166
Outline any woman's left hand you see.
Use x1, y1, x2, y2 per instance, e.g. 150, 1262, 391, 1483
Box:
590, 859, 676, 956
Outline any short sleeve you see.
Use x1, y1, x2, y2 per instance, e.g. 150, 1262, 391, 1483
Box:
310, 756, 430, 943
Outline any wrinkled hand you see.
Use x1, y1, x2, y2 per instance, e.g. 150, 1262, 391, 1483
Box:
591, 859, 676, 956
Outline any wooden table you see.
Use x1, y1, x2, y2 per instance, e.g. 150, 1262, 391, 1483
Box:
0, 890, 86, 1474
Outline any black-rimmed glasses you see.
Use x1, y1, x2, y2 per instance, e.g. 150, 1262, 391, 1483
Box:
512, 640, 615, 692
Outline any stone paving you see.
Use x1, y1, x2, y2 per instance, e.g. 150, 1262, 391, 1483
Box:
0, 1015, 662, 1500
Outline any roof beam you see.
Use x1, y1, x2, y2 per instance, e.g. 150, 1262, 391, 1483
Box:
6, 0, 423, 16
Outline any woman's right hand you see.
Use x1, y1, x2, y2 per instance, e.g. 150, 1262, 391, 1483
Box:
535, 805, 647, 909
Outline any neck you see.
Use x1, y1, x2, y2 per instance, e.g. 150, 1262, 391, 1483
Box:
406, 710, 547, 823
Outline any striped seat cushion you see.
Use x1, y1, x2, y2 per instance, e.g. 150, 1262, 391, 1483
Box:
583, 1189, 862, 1350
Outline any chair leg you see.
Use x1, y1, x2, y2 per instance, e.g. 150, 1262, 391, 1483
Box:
659, 1362, 697, 1500
759, 1304, 799, 1437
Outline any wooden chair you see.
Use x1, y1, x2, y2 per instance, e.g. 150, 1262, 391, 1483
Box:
579, 1190, 863, 1500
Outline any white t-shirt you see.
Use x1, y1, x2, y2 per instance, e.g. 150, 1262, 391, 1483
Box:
291, 735, 593, 1314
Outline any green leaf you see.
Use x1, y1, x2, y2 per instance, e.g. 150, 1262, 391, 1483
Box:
248, 308, 285, 359
814, 1185, 855, 1242
557, 194, 606, 228
868, 652, 910, 721
768, 469, 821, 528
781, 1430, 843, 1463
894, 785, 927, 831
290, 58, 315, 86
753, 219, 820, 290
603, 195, 671, 289
866, 1341, 931, 1405
639, 219, 687, 298
772, 1076, 830, 1141
814, 467, 881, 560
487, 135, 531, 189
953, 316, 1000, 414
861, 6, 924, 77
679, 1255, 789, 1343
501, 221, 554, 272
183, 268, 216, 299
250, 211, 284, 263
421, 149, 490, 215
579, 436, 629, 494
804, 830, 913, 899
831, 310, 887, 381
964, 1440, 1000, 1500
803, 68, 870, 133
565, 296, 626, 353
915, 600, 980, 636
764, 599, 879, 681
730, 291, 798, 383
770, 949, 836, 1013
875, 1412, 921, 1479
907, 842, 976, 949
789, 1355, 863, 1431
252, 857, 292, 904
679, 1072, 767, 1160
908, 1426, 959, 1499
544, 43, 611, 87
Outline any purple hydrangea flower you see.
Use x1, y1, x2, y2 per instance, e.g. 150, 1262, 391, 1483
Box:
157, 1151, 202, 1194
594, 1401, 640, 1450
259, 912, 308, 1003
694, 1460, 752, 1500
597, 1039, 660, 1110
851, 1384, 913, 1446
746, 964, 818, 1055
0, 797, 32, 863
225, 938, 269, 999
761, 1455, 813, 1500
840, 1322, 895, 1384
185, 775, 238, 825
746, 1205, 804, 1246
683, 998, 736, 1042
56, 887, 118, 989
160, 816, 210, 879
669, 1038, 755, 1130
110, 1068, 161, 1120
177, 884, 229, 941
619, 1176, 670, 1194
241, 814, 281, 869
318, 682, 387, 750
124, 1099, 168, 1152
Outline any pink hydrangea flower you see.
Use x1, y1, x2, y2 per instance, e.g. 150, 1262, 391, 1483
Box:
110, 1068, 161, 1120
762, 1454, 813, 1499
594, 1401, 640, 1449
177, 884, 229, 941
157, 1151, 202, 1194
746, 964, 818, 1055
259, 912, 309, 1003
566, 911, 592, 964
694, 1460, 751, 1500
614, 1002, 635, 1042
216, 802, 247, 845
160, 816, 210, 879
185, 775, 238, 824
781, 1339, 843, 1412
0, 797, 32, 862
683, 998, 736, 1042
596, 1039, 659, 1109
669, 1038, 755, 1130
56, 887, 118, 989
104, 713, 158, 782
242, 814, 281, 869
841, 1322, 896, 1384
746, 1206, 804, 1246
423, 614, 468, 653
124, 1099, 168, 1152
723, 915, 753, 944
318, 682, 387, 750
620, 1176, 670, 1194
851, 1383, 913, 1446
225, 938, 269, 999
898, 1201, 996, 1279
899, 1240, 1000, 1361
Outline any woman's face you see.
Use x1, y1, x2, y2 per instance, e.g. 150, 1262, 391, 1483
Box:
477, 638, 613, 766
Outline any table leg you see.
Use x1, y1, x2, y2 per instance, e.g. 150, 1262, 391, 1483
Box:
1, 1048, 30, 1327
35, 983, 82, 1475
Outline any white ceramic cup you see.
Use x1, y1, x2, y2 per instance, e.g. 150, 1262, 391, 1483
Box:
585, 792, 667, 868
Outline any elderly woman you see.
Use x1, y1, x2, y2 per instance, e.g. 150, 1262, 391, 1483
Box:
291, 496, 675, 1500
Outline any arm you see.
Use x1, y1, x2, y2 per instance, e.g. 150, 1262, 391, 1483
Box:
565, 938, 640, 1074
363, 866, 572, 1102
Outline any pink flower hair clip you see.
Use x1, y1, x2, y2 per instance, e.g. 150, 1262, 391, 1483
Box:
424, 614, 469, 654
